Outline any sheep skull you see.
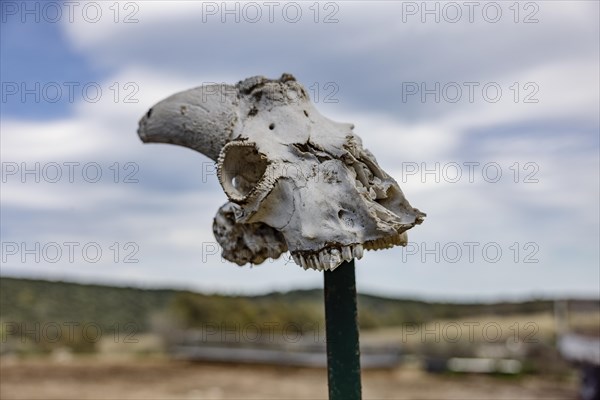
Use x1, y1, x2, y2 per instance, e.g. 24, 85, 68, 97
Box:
138, 74, 425, 271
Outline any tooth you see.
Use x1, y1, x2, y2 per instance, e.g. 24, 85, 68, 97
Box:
300, 255, 308, 270
353, 244, 364, 259
342, 246, 353, 261
330, 248, 341, 259
310, 255, 319, 271
305, 255, 313, 270
369, 187, 377, 199
329, 249, 342, 270
399, 232, 408, 245
327, 251, 337, 270
318, 252, 327, 271
325, 251, 334, 271
292, 253, 301, 266
324, 252, 333, 271
313, 255, 322, 271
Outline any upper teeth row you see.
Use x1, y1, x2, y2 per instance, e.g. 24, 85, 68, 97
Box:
292, 244, 364, 271
364, 232, 407, 251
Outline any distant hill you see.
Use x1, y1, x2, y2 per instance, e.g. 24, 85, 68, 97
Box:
4, 277, 594, 335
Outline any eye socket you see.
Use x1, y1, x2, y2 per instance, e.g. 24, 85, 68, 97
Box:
219, 143, 268, 201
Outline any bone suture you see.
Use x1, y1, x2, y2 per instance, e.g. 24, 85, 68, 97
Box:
138, 74, 425, 271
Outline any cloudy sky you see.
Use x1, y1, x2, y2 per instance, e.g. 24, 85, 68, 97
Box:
1, 1, 598, 301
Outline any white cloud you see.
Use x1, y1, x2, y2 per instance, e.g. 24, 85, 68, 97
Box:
2, 1, 598, 299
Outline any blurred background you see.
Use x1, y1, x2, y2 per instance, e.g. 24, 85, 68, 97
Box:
1, 1, 598, 399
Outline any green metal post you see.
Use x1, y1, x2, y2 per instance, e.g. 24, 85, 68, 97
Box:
324, 259, 362, 400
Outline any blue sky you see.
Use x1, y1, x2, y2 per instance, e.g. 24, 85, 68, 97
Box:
1, 1, 598, 300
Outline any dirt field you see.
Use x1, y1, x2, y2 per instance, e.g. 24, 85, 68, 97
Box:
0, 357, 578, 400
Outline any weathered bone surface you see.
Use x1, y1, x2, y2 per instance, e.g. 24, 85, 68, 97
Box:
138, 74, 425, 271
213, 202, 288, 266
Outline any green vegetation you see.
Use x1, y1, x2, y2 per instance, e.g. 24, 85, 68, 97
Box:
2, 276, 581, 331
1, 277, 175, 332
1, 276, 597, 354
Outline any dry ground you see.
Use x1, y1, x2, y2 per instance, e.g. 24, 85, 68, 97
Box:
0, 357, 578, 400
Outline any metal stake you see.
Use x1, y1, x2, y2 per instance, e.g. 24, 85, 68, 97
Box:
324, 259, 362, 400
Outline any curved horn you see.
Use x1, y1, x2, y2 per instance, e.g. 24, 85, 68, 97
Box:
137, 83, 240, 161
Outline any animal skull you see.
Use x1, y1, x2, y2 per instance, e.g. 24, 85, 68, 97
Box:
138, 74, 425, 271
